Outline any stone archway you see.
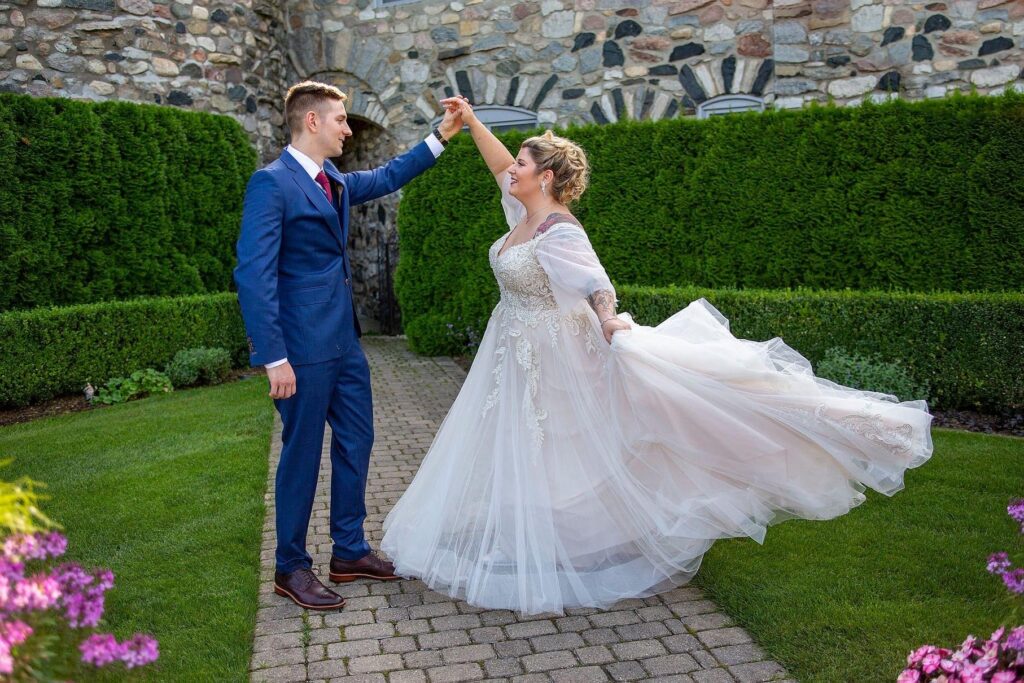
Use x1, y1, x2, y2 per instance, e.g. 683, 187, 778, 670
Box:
313, 71, 403, 334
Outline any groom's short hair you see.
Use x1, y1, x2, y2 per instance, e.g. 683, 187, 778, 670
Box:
285, 81, 348, 136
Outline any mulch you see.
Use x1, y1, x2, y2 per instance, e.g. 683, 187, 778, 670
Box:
0, 368, 262, 428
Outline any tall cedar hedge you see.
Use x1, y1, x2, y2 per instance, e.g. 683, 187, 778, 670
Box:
0, 93, 257, 312
395, 91, 1024, 359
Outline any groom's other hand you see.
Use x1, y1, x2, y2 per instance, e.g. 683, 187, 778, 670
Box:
267, 362, 297, 399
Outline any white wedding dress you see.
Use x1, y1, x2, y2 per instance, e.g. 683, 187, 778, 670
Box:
380, 170, 934, 616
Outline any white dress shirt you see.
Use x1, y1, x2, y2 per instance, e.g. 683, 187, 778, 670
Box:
265, 132, 446, 369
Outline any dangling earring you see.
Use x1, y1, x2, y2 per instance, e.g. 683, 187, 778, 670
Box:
541, 181, 547, 195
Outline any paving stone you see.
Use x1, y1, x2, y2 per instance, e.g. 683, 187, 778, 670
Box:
485, 657, 525, 677
549, 666, 609, 682
641, 654, 701, 676
605, 660, 648, 681
691, 668, 736, 683
442, 644, 498, 664
576, 645, 616, 665
506, 621, 558, 639
611, 638, 668, 660
530, 632, 586, 653
729, 660, 788, 682
250, 664, 308, 682
710, 644, 768, 666
420, 630, 474, 650
428, 663, 485, 682
696, 628, 752, 649
347, 653, 404, 674
521, 650, 578, 672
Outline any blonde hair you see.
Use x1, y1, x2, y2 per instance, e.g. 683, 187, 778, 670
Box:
521, 129, 590, 205
284, 81, 347, 136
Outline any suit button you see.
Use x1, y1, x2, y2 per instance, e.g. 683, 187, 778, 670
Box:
344, 277, 350, 285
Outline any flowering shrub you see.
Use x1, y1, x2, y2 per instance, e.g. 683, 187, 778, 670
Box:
0, 529, 159, 678
898, 498, 1023, 682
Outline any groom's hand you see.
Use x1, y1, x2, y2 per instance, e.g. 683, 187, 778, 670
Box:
267, 362, 297, 399
438, 96, 465, 140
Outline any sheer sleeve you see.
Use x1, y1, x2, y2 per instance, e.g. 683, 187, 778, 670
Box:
497, 170, 527, 231
534, 222, 616, 317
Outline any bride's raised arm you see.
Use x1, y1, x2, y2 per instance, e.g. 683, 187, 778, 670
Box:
450, 97, 516, 184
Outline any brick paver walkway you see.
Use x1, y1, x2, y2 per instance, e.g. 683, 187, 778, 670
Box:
250, 336, 794, 683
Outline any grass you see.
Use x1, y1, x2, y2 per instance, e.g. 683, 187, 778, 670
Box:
0, 376, 273, 681
695, 427, 1024, 682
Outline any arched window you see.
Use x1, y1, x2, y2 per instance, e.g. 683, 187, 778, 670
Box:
431, 104, 539, 133
696, 94, 765, 119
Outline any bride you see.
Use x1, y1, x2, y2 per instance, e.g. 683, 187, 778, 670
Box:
380, 96, 934, 616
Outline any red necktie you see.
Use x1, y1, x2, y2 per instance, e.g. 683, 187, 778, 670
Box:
315, 170, 333, 203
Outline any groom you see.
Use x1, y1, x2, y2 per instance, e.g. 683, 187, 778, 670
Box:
234, 81, 463, 610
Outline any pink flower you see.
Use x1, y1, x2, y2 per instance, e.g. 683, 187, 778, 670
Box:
0, 641, 11, 676
79, 632, 159, 669
9, 574, 61, 611
897, 669, 921, 683
991, 672, 1017, 683
1006, 626, 1024, 651
1001, 568, 1024, 594
987, 552, 1012, 575
119, 634, 159, 668
1008, 498, 1024, 526
80, 633, 122, 666
922, 652, 942, 674
959, 663, 986, 683
1, 620, 32, 646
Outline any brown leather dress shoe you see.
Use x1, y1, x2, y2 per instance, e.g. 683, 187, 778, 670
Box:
329, 549, 401, 583
274, 567, 346, 610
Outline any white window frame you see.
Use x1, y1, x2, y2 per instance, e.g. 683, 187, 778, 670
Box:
696, 94, 765, 119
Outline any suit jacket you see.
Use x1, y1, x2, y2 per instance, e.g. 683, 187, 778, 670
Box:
234, 141, 437, 367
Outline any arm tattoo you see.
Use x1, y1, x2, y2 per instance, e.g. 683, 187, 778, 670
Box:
587, 289, 617, 322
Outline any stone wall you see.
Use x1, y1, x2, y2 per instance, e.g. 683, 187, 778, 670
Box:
0, 0, 290, 158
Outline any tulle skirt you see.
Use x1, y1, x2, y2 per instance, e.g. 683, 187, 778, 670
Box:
380, 297, 934, 616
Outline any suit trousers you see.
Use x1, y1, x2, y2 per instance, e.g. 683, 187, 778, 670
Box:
272, 342, 374, 573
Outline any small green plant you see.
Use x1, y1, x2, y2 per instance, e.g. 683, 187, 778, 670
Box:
815, 346, 929, 402
164, 347, 232, 388
94, 369, 173, 405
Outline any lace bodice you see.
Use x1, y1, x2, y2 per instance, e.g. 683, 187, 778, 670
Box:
488, 231, 562, 316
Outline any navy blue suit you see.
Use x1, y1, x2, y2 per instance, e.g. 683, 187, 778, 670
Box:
234, 141, 439, 573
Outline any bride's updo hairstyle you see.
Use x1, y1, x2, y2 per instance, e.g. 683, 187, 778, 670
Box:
521, 129, 590, 205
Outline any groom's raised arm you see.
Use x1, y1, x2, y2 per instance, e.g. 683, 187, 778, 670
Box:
233, 169, 288, 367
344, 133, 446, 206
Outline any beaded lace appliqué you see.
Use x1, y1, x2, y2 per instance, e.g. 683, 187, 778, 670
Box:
815, 401, 915, 456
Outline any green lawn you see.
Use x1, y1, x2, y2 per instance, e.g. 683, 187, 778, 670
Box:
695, 427, 1024, 682
0, 376, 273, 681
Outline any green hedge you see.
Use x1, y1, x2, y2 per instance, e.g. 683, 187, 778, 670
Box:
396, 91, 1024, 360
617, 285, 1023, 413
0, 93, 258, 312
0, 293, 247, 407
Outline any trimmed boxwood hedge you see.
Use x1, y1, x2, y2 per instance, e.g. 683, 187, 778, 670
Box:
0, 93, 257, 312
396, 91, 1024, 359
0, 293, 247, 407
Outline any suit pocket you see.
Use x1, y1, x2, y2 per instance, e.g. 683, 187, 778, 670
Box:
280, 283, 331, 306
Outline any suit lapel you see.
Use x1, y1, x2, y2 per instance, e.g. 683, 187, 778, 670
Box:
280, 149, 345, 252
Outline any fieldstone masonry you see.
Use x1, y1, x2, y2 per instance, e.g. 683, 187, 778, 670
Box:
250, 336, 796, 682
3, 0, 1022, 326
